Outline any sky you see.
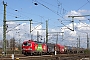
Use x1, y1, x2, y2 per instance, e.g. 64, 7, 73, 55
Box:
0, 0, 90, 48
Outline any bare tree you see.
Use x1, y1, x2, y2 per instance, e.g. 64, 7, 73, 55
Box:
10, 37, 16, 50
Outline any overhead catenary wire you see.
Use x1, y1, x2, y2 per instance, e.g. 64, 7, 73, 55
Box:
7, 6, 31, 19
6, 4, 48, 22
35, 0, 71, 30
34, 0, 67, 20
76, 1, 89, 10
2, 0, 67, 28
79, 20, 90, 28
40, 0, 68, 17
0, 1, 31, 20
6, 24, 21, 33
56, 0, 67, 15
33, 0, 71, 30
0, 4, 27, 19
2, 0, 90, 31
7, 2, 40, 19
35, 0, 74, 30
87, 0, 90, 3
6, 7, 30, 19
40, 0, 57, 8
35, 1, 60, 16
0, 5, 17, 19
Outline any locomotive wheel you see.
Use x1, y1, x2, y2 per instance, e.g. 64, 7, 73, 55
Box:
30, 53, 33, 56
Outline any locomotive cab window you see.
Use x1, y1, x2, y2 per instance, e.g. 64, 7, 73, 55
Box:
23, 42, 28, 46
28, 43, 31, 46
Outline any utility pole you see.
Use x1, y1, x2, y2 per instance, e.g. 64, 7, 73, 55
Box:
46, 20, 48, 43
87, 33, 89, 49
56, 33, 58, 44
78, 35, 80, 49
37, 31, 39, 42
77, 35, 80, 54
30, 20, 32, 33
3, 1, 7, 56
77, 38, 78, 54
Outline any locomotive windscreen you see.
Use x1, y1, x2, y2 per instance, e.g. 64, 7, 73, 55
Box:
23, 42, 31, 46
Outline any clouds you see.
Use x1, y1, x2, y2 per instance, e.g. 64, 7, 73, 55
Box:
78, 10, 90, 14
65, 10, 90, 20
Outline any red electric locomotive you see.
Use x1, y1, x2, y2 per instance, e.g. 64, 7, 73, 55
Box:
22, 40, 47, 55
22, 40, 36, 55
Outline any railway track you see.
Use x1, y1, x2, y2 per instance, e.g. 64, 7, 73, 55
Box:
0, 54, 90, 60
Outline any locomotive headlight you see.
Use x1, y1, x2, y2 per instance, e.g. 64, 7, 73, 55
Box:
23, 48, 25, 50
23, 45, 25, 46
29, 48, 32, 50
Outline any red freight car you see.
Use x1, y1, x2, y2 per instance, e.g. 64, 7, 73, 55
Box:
55, 44, 65, 54
46, 43, 65, 54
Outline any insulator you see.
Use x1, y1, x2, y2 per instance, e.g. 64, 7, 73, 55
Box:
34, 2, 38, 5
